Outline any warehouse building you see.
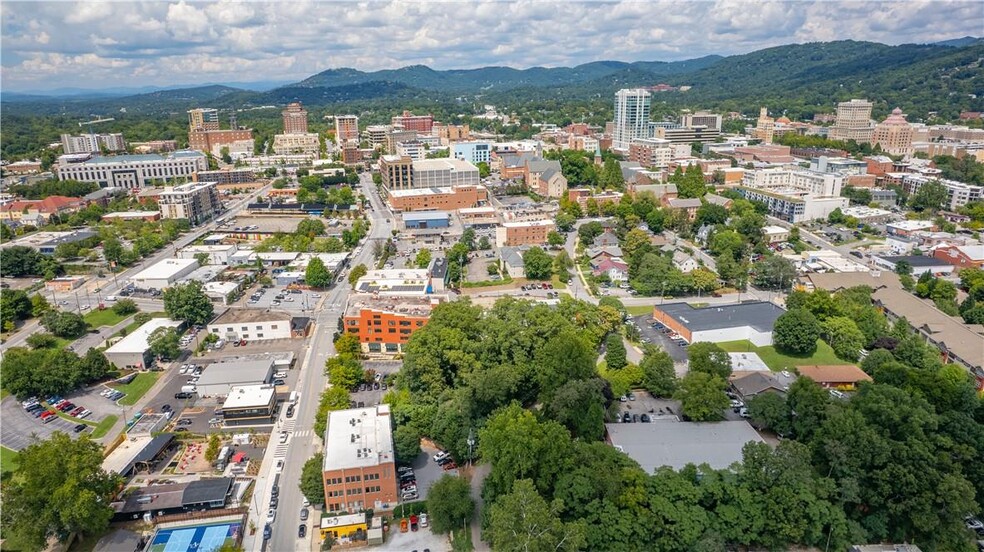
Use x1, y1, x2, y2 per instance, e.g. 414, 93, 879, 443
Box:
195, 359, 274, 397
652, 301, 786, 346
402, 211, 450, 230
130, 258, 200, 290
104, 318, 182, 369
206, 309, 301, 342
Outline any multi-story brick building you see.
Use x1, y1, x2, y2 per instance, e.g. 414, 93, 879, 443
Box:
872, 108, 915, 157
334, 115, 360, 144
282, 102, 309, 134
322, 404, 399, 513
629, 138, 673, 168
391, 111, 433, 133
387, 184, 488, 212
379, 155, 414, 191
342, 294, 438, 354
495, 219, 555, 247
932, 244, 984, 269
188, 129, 254, 157
187, 108, 220, 131
193, 168, 256, 185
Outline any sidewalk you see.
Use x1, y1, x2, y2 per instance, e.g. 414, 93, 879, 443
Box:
469, 463, 491, 552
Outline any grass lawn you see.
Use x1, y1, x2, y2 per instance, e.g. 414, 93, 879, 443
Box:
550, 274, 568, 290
718, 339, 853, 372
0, 446, 19, 475
111, 372, 160, 406
626, 305, 654, 316
90, 415, 119, 439
83, 308, 129, 328
451, 527, 474, 552
0, 389, 9, 400
115, 312, 167, 338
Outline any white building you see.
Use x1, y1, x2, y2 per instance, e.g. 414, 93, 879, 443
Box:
61, 133, 126, 154
56, 151, 207, 188
178, 244, 239, 265
762, 225, 790, 243
207, 309, 295, 342
412, 158, 480, 188
195, 359, 275, 397
739, 168, 848, 223
353, 269, 431, 296
159, 181, 221, 225
395, 140, 426, 161
900, 175, 984, 211
451, 141, 493, 164
130, 258, 200, 290
828, 99, 874, 143
272, 133, 320, 156
104, 318, 182, 369
613, 89, 652, 151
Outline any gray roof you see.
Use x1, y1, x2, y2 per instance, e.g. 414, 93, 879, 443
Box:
655, 301, 785, 333
668, 198, 702, 208
593, 231, 619, 246
588, 245, 623, 259
527, 159, 560, 173
704, 193, 732, 207
607, 420, 764, 471
182, 477, 233, 506
430, 257, 449, 279
402, 211, 450, 222
196, 359, 273, 389
731, 372, 788, 397
123, 433, 174, 475
672, 251, 696, 265
498, 152, 537, 168
500, 246, 525, 267
878, 255, 953, 267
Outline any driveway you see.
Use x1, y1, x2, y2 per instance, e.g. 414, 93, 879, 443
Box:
632, 314, 688, 362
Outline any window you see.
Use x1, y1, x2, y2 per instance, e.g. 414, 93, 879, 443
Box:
256, 325, 263, 330
211, 328, 219, 333
257, 334, 264, 338
365, 486, 380, 493
241, 326, 248, 331
388, 329, 396, 333
271, 324, 278, 329
416, 321, 424, 327
399, 321, 411, 327
364, 473, 380, 481
388, 321, 396, 326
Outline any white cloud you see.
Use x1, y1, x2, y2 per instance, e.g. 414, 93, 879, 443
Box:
1, 0, 981, 91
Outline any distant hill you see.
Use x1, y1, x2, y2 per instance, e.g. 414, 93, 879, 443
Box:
933, 36, 982, 48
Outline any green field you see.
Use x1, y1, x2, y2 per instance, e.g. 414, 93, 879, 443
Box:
626, 305, 654, 316
718, 339, 853, 372
111, 372, 160, 406
115, 312, 167, 337
83, 309, 129, 328
90, 415, 119, 439
550, 274, 568, 290
0, 446, 19, 475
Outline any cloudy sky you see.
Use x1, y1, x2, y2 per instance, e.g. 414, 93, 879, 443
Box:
2, 0, 981, 92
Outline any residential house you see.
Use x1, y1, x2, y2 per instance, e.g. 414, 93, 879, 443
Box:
796, 365, 872, 391
500, 246, 528, 278
593, 231, 620, 248
591, 256, 629, 283
665, 198, 702, 221
703, 193, 733, 209
672, 251, 700, 273
730, 372, 792, 402
587, 245, 624, 261
0, 195, 85, 224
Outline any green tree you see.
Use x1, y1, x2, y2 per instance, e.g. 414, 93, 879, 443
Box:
478, 235, 492, 250
40, 310, 87, 338
488, 479, 587, 552
786, 377, 829, 440
686, 342, 732, 379
746, 392, 792, 435
313, 385, 350, 436
30, 293, 51, 317
476, 161, 491, 178
0, 289, 32, 328
673, 371, 729, 421
347, 263, 368, 287
0, 246, 48, 277
111, 298, 138, 316
555, 212, 576, 232
546, 231, 565, 247
752, 256, 797, 290
821, 316, 866, 360
689, 267, 719, 294
148, 326, 181, 361
0, 432, 120, 551
204, 434, 221, 463
427, 474, 475, 534
599, 157, 625, 190
522, 247, 553, 280
415, 248, 432, 269
640, 346, 677, 397
333, 333, 361, 357
604, 333, 627, 371
910, 180, 949, 212
297, 218, 326, 237
101, 236, 124, 265
460, 227, 477, 251
393, 424, 422, 464
299, 453, 326, 506
546, 379, 608, 441
162, 281, 214, 325
695, 202, 729, 228
26, 332, 59, 349
621, 228, 651, 260
305, 257, 332, 288
325, 355, 364, 390
773, 308, 821, 355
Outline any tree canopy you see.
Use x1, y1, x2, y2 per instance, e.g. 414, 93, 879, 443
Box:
162, 281, 214, 325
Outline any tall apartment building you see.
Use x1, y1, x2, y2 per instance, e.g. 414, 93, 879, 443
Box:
613, 89, 652, 151
334, 115, 360, 144
366, 125, 392, 150
752, 107, 776, 143
272, 133, 320, 156
322, 404, 398, 513
343, 294, 438, 354
379, 155, 414, 191
872, 108, 915, 157
56, 151, 207, 188
451, 141, 492, 164
385, 130, 418, 154
437, 124, 470, 145
653, 126, 721, 145
900, 175, 984, 210
188, 108, 220, 131
158, 181, 221, 225
829, 99, 874, 143
738, 168, 848, 222
282, 102, 309, 134
60, 133, 126, 154
629, 138, 673, 168
681, 111, 723, 131
391, 111, 434, 133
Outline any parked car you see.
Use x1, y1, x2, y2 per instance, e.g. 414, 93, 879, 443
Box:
266, 509, 276, 523
73, 423, 87, 433
300, 508, 309, 521
298, 525, 306, 538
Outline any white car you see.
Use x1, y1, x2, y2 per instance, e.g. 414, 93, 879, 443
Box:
274, 372, 288, 379
432, 451, 450, 463
419, 513, 429, 527
266, 509, 276, 523
275, 459, 284, 472
279, 432, 289, 444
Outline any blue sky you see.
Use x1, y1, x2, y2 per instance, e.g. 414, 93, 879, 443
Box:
1, 0, 981, 92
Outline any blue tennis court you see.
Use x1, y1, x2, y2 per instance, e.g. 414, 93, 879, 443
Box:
149, 521, 242, 552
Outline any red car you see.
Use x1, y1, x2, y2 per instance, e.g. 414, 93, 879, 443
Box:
70, 406, 85, 417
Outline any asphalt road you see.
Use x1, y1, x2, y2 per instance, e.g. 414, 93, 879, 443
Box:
251, 173, 393, 552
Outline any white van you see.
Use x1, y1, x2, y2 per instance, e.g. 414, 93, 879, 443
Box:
288, 391, 298, 405
105, 295, 118, 302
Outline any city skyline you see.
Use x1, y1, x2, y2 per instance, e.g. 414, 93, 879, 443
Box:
1, 0, 982, 92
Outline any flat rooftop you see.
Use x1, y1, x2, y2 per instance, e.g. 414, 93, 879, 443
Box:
106, 318, 181, 355
196, 359, 274, 390
389, 187, 453, 197
878, 255, 953, 267
412, 158, 477, 172
655, 301, 785, 333
210, 308, 292, 325
344, 293, 439, 317
607, 420, 763, 471
324, 404, 395, 470
226, 216, 303, 233
502, 219, 554, 228
403, 211, 450, 221
223, 385, 276, 410
131, 258, 199, 281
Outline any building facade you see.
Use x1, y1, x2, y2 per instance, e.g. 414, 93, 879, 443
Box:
613, 88, 652, 151
158, 181, 221, 225
207, 309, 294, 341
681, 111, 723, 131
829, 99, 874, 143
188, 108, 220, 131
193, 168, 256, 185
61, 133, 126, 154
495, 220, 556, 247
334, 115, 360, 144
451, 141, 492, 164
872, 108, 915, 157
391, 111, 434, 133
56, 151, 207, 188
412, 159, 480, 188
322, 405, 398, 513
628, 138, 673, 168
282, 102, 309, 134
379, 155, 414, 191
387, 184, 488, 212
188, 129, 255, 157
343, 295, 436, 354
272, 133, 320, 156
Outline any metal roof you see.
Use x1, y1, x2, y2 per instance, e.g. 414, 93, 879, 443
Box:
655, 301, 785, 333
607, 420, 763, 471
182, 478, 233, 506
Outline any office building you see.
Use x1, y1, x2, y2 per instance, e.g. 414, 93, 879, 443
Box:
412, 158, 480, 188
395, 140, 426, 161
334, 115, 360, 144
403, 211, 450, 229
495, 219, 556, 247
130, 258, 200, 289
387, 184, 488, 212
343, 295, 439, 354
195, 359, 275, 397
353, 269, 431, 296
188, 108, 220, 132
752, 107, 776, 143
613, 88, 652, 151
221, 385, 278, 423
322, 404, 398, 513
451, 141, 493, 164
193, 168, 256, 185
282, 102, 309, 134
872, 108, 915, 157
829, 99, 874, 143
366, 125, 391, 149
188, 128, 254, 157
379, 155, 414, 191
653, 125, 721, 144
272, 133, 320, 156
681, 111, 722, 131
385, 129, 418, 154
391, 111, 434, 133
60, 133, 126, 154
56, 151, 207, 188
207, 309, 296, 341
629, 138, 673, 168
158, 181, 221, 225
437, 124, 470, 145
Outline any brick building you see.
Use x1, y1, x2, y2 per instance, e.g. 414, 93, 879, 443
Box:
387, 184, 488, 212
343, 294, 439, 354
322, 404, 399, 513
495, 219, 556, 247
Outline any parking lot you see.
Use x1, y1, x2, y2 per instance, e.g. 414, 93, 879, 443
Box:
401, 443, 459, 502
236, 284, 323, 313
631, 314, 688, 362
384, 523, 448, 551
612, 390, 682, 424
0, 397, 89, 450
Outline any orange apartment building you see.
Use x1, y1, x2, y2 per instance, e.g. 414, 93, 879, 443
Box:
387, 184, 488, 212
495, 219, 556, 247
322, 404, 399, 513
343, 295, 437, 354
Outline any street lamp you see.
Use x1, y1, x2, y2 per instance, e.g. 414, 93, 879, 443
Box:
467, 429, 475, 468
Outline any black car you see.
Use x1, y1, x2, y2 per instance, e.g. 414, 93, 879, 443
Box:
273, 379, 285, 386
622, 412, 631, 423
298, 525, 307, 538
73, 423, 87, 433
161, 404, 172, 412
632, 414, 639, 423
263, 525, 272, 540
286, 405, 295, 418
174, 427, 189, 432
174, 392, 193, 399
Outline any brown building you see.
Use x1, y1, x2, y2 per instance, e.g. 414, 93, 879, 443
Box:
863, 156, 895, 177
387, 184, 488, 212
188, 129, 254, 154
343, 294, 436, 354
495, 219, 555, 247
872, 108, 914, 157
341, 144, 362, 165
391, 111, 433, 133
437, 124, 470, 145
188, 108, 220, 132
665, 198, 702, 221
194, 168, 256, 185
932, 245, 984, 269
282, 102, 309, 134
322, 404, 399, 513
796, 365, 872, 391
379, 155, 413, 191
334, 115, 360, 144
